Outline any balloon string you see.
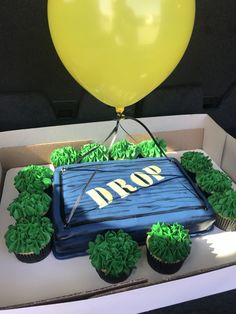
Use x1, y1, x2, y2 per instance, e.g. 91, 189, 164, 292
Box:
124, 115, 171, 161
65, 113, 170, 226
65, 118, 121, 226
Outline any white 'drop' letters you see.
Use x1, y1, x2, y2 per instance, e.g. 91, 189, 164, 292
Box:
86, 165, 165, 208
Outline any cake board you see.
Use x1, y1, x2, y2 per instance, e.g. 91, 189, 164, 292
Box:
1, 150, 236, 310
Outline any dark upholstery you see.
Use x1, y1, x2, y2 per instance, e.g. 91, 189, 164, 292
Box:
76, 92, 136, 123
0, 1, 235, 134
136, 85, 203, 117
204, 83, 236, 137
0, 93, 56, 132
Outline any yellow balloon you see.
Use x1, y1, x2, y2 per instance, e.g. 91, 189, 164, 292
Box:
48, 0, 195, 113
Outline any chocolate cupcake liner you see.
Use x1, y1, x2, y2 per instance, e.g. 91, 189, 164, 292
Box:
15, 240, 52, 263
96, 269, 131, 284
185, 170, 196, 183
44, 185, 53, 198
146, 246, 185, 275
215, 213, 236, 232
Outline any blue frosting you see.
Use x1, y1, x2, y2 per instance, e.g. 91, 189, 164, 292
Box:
52, 157, 215, 259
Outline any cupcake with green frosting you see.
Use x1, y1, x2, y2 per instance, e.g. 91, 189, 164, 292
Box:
180, 151, 213, 181
146, 222, 191, 274
7, 191, 51, 220
138, 138, 167, 158
14, 165, 53, 194
87, 230, 141, 283
5, 216, 54, 263
110, 140, 140, 160
50, 146, 79, 167
78, 143, 109, 163
196, 169, 232, 196
208, 190, 236, 231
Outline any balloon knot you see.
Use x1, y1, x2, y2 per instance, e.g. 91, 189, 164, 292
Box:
117, 112, 125, 120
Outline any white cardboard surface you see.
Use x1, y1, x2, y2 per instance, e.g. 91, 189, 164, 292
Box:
221, 134, 236, 182
0, 161, 2, 185
0, 115, 235, 313
202, 116, 227, 166
2, 265, 236, 314
0, 114, 207, 148
0, 151, 236, 311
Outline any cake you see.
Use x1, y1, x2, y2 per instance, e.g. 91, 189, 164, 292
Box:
7, 191, 51, 220
52, 156, 215, 259
110, 140, 140, 160
87, 230, 141, 283
78, 143, 109, 163
5, 216, 54, 263
50, 146, 79, 168
146, 222, 191, 274
196, 169, 232, 196
138, 138, 167, 158
180, 151, 213, 181
208, 190, 236, 231
14, 165, 53, 194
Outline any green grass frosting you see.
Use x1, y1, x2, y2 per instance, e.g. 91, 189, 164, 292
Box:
208, 190, 236, 220
138, 138, 167, 158
7, 191, 51, 220
50, 146, 79, 167
196, 169, 232, 194
180, 151, 213, 174
147, 222, 191, 263
110, 140, 141, 160
78, 143, 109, 163
5, 216, 54, 255
14, 165, 53, 193
87, 230, 141, 278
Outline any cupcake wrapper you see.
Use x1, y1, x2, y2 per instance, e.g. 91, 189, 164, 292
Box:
44, 185, 53, 198
146, 246, 185, 275
215, 214, 236, 232
96, 269, 131, 284
198, 188, 211, 198
15, 240, 52, 263
185, 170, 196, 183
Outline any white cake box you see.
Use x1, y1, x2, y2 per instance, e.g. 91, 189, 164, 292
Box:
0, 114, 236, 313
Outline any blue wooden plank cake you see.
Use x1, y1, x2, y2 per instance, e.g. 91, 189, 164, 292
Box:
52, 157, 215, 259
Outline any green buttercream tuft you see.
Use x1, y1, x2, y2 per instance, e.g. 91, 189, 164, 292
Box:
138, 138, 167, 158
196, 169, 232, 194
180, 151, 213, 174
110, 140, 140, 160
14, 165, 53, 193
7, 191, 51, 220
5, 216, 54, 255
78, 143, 109, 163
147, 222, 191, 263
50, 146, 79, 167
87, 230, 141, 278
208, 190, 236, 220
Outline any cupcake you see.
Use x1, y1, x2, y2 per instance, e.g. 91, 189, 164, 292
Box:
7, 191, 51, 220
196, 169, 232, 197
208, 190, 236, 231
14, 165, 53, 194
78, 143, 109, 163
110, 140, 140, 160
138, 138, 167, 158
5, 216, 54, 263
146, 222, 191, 274
87, 230, 141, 283
50, 146, 79, 167
180, 151, 213, 181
